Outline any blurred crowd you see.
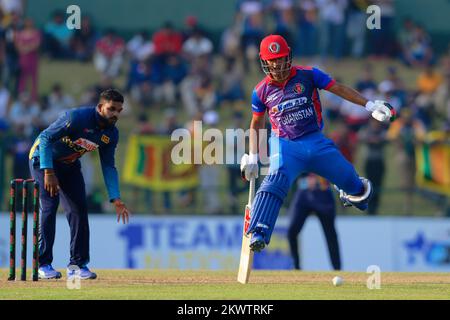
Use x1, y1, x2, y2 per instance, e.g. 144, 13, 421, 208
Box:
0, 0, 449, 215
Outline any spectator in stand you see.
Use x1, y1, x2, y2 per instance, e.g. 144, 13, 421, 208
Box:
152, 22, 183, 65
387, 108, 426, 215
0, 81, 11, 126
415, 66, 443, 128
368, 0, 396, 58
220, 23, 241, 60
182, 15, 199, 41
225, 111, 247, 214
126, 31, 154, 63
80, 85, 99, 105
316, 0, 348, 60
401, 24, 435, 68
7, 123, 32, 179
94, 29, 125, 78
296, 0, 318, 57
359, 118, 388, 215
180, 56, 212, 116
1, 10, 21, 96
434, 71, 450, 124
378, 66, 407, 107
329, 117, 358, 163
199, 110, 222, 214
417, 66, 443, 96
7, 91, 39, 136
194, 74, 217, 112
44, 10, 73, 59
157, 54, 187, 107
70, 16, 98, 62
0, 0, 23, 16
217, 57, 245, 110
14, 18, 41, 102
340, 99, 371, 134
269, 0, 296, 46
155, 109, 183, 212
355, 64, 377, 94
129, 60, 158, 109
236, 0, 265, 70
45, 83, 75, 123
182, 27, 213, 63
398, 18, 416, 59
125, 31, 154, 92
346, 0, 369, 58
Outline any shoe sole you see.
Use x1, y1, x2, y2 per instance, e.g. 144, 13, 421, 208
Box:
250, 241, 265, 252
38, 274, 62, 280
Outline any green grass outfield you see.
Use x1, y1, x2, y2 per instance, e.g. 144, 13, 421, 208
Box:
1, 269, 449, 300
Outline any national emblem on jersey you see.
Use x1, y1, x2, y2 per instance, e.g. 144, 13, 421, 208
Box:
101, 134, 110, 144
294, 83, 304, 94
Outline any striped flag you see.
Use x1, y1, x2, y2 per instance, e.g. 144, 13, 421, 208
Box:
416, 135, 450, 196
123, 134, 198, 191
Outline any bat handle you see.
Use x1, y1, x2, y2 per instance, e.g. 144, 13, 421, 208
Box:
248, 177, 256, 206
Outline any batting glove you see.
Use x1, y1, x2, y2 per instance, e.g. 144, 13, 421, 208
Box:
365, 100, 397, 122
240, 153, 259, 181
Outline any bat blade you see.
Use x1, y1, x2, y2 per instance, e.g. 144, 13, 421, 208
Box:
237, 204, 254, 284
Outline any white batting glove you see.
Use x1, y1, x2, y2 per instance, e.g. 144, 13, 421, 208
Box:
365, 100, 397, 122
240, 153, 259, 181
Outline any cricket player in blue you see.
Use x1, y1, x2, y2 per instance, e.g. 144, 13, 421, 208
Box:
240, 35, 396, 252
29, 89, 131, 279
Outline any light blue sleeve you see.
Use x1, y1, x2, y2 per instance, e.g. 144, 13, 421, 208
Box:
99, 130, 121, 202
39, 111, 74, 169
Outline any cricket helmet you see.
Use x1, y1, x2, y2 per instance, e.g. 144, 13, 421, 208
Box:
259, 34, 292, 80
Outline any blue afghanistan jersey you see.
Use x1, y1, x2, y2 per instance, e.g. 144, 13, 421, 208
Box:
251, 66, 335, 140
29, 106, 120, 201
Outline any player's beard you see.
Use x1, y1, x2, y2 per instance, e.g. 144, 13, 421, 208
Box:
98, 113, 117, 127
269, 68, 290, 82
108, 116, 118, 125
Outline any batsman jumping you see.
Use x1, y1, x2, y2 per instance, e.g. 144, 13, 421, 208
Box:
28, 88, 131, 280
240, 35, 396, 252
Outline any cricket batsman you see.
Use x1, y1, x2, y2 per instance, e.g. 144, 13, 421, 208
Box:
240, 35, 396, 252
28, 88, 131, 279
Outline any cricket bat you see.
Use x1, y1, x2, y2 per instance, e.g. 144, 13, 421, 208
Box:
237, 177, 256, 284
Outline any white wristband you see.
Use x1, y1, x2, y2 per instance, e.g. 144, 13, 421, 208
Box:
365, 101, 375, 112
249, 153, 258, 164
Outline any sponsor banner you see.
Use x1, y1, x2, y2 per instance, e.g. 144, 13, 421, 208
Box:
0, 215, 449, 271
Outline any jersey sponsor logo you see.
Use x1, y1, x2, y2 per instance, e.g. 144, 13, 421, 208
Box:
268, 42, 280, 54
279, 107, 314, 125
270, 97, 308, 114
293, 83, 305, 94
74, 138, 99, 151
62, 136, 99, 153
266, 92, 281, 103
101, 134, 110, 144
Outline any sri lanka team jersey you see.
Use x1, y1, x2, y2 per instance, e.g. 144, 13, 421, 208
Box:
251, 66, 335, 140
29, 106, 120, 201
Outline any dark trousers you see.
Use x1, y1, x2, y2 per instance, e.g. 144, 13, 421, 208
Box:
287, 188, 341, 270
365, 158, 385, 215
30, 159, 89, 267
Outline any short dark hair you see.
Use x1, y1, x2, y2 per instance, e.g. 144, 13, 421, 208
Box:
100, 88, 124, 103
